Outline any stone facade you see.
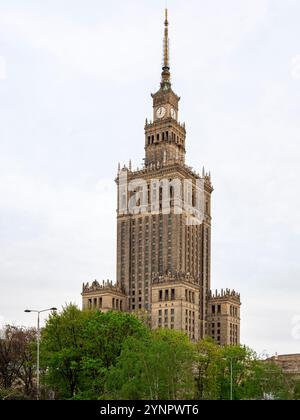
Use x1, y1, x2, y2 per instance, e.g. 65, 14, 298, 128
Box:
151, 272, 200, 341
207, 289, 241, 345
82, 280, 127, 313
267, 354, 300, 377
81, 9, 241, 345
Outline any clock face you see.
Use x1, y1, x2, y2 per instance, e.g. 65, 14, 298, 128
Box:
156, 106, 166, 119
171, 108, 177, 119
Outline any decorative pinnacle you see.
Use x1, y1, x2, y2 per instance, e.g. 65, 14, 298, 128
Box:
161, 8, 171, 86
163, 9, 169, 69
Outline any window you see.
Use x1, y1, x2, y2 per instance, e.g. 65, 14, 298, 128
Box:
212, 305, 215, 314
217, 305, 221, 314
205, 201, 209, 213
165, 289, 169, 301
158, 309, 162, 317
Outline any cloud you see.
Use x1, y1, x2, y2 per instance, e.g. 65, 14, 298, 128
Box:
291, 55, 300, 80
0, 56, 7, 80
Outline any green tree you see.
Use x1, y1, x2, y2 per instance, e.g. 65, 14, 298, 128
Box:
219, 346, 291, 400
293, 379, 300, 400
40, 304, 86, 399
79, 310, 149, 399
39, 304, 294, 400
194, 338, 223, 400
106, 328, 194, 400
40, 304, 149, 399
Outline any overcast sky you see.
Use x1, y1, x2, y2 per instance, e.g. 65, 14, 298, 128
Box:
0, 0, 300, 356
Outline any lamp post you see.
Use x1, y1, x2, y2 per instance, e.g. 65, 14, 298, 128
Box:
223, 356, 238, 400
24, 307, 57, 400
229, 357, 233, 401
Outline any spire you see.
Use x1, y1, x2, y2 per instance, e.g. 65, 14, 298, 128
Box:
161, 8, 171, 88
163, 9, 169, 70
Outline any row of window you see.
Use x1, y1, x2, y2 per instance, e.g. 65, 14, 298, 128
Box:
158, 308, 175, 317
131, 304, 142, 310
147, 132, 183, 146
87, 297, 124, 312
185, 289, 196, 303
211, 304, 221, 314
211, 322, 221, 329
230, 305, 238, 317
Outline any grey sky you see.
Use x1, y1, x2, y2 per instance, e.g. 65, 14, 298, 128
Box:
0, 0, 300, 355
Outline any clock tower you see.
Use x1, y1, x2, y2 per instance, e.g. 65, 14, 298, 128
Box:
82, 9, 241, 346
145, 9, 186, 167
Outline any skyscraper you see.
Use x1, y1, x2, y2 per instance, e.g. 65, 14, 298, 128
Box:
82, 10, 241, 345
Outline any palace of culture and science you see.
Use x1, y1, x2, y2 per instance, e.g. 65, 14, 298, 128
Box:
82, 10, 241, 346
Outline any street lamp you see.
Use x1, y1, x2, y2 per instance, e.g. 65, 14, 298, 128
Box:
223, 355, 239, 400
229, 357, 233, 401
24, 307, 57, 400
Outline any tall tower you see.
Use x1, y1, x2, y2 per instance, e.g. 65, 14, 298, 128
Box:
82, 9, 241, 345
145, 9, 186, 168
115, 9, 213, 340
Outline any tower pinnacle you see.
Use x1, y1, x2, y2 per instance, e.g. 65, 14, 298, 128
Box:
161, 8, 171, 88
